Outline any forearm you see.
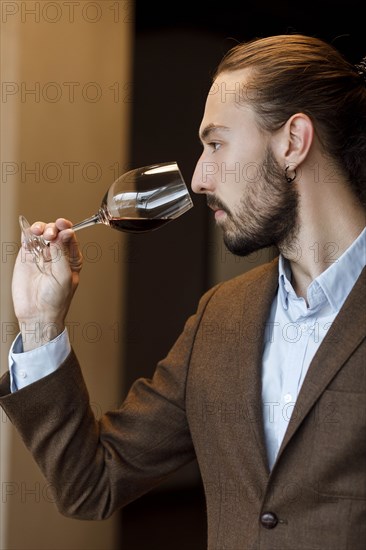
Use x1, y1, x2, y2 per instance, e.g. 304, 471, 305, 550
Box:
0, 352, 116, 519
0, 350, 195, 519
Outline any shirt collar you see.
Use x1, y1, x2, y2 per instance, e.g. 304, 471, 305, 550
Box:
278, 227, 366, 313
278, 255, 293, 310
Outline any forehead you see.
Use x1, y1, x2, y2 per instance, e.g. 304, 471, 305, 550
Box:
200, 69, 258, 133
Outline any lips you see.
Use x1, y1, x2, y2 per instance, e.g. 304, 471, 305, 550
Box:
207, 196, 229, 216
214, 209, 227, 221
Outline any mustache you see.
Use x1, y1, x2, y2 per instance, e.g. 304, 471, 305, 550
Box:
206, 195, 230, 215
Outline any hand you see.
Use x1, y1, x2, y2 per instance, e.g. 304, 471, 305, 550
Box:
12, 218, 83, 351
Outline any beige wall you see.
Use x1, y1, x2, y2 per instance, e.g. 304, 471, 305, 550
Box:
1, 2, 133, 548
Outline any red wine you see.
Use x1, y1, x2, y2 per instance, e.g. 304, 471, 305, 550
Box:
109, 217, 171, 233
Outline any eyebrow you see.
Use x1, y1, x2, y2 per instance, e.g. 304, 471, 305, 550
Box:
199, 124, 229, 143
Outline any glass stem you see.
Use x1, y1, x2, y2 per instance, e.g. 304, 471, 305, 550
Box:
71, 213, 101, 232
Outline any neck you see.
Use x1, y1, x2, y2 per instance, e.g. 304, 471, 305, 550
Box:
279, 187, 365, 301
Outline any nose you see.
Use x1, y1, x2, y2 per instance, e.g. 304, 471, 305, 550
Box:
191, 156, 217, 195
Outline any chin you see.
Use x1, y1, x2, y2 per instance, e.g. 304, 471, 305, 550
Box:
224, 234, 274, 257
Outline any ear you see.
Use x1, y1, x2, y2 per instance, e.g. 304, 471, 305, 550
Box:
271, 113, 314, 169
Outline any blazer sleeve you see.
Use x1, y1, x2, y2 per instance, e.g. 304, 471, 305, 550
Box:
0, 284, 220, 520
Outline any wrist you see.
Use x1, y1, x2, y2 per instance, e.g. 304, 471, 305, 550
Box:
18, 319, 65, 351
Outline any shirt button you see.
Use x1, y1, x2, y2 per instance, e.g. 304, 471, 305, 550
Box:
19, 370, 27, 379
260, 512, 278, 529
300, 323, 308, 332
284, 393, 292, 403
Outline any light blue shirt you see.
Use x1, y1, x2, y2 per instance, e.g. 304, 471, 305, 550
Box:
262, 227, 366, 469
9, 329, 71, 392
9, 228, 366, 469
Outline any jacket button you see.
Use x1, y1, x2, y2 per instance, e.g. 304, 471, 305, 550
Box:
260, 512, 278, 529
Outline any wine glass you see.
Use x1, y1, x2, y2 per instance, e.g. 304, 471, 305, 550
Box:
19, 161, 193, 273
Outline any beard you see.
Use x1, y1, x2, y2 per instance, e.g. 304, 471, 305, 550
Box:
207, 147, 300, 257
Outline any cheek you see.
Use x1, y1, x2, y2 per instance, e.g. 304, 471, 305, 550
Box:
219, 146, 263, 188
220, 181, 248, 213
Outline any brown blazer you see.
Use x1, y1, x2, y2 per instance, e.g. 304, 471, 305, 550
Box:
1, 259, 365, 550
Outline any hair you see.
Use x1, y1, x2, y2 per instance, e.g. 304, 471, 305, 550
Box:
214, 34, 366, 207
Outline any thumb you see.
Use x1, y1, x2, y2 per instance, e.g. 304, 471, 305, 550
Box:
44, 230, 82, 280
58, 229, 83, 273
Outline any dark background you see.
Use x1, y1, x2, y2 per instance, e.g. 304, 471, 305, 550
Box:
120, 2, 363, 548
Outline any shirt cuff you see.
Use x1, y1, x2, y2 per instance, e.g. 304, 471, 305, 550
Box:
9, 328, 71, 392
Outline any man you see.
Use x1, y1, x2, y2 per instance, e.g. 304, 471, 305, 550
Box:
1, 34, 365, 549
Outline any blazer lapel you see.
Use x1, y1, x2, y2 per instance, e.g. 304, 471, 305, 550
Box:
238, 259, 279, 473
275, 267, 366, 464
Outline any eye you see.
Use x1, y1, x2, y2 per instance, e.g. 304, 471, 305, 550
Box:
208, 142, 221, 152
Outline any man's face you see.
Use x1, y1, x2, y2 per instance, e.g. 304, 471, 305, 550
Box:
191, 69, 299, 256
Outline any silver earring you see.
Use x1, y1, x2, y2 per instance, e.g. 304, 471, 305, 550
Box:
285, 165, 296, 183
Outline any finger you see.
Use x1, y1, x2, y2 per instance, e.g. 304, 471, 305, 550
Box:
55, 218, 73, 231
31, 219, 72, 235
43, 223, 60, 241
30, 221, 59, 241
31, 221, 47, 235
43, 219, 73, 245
